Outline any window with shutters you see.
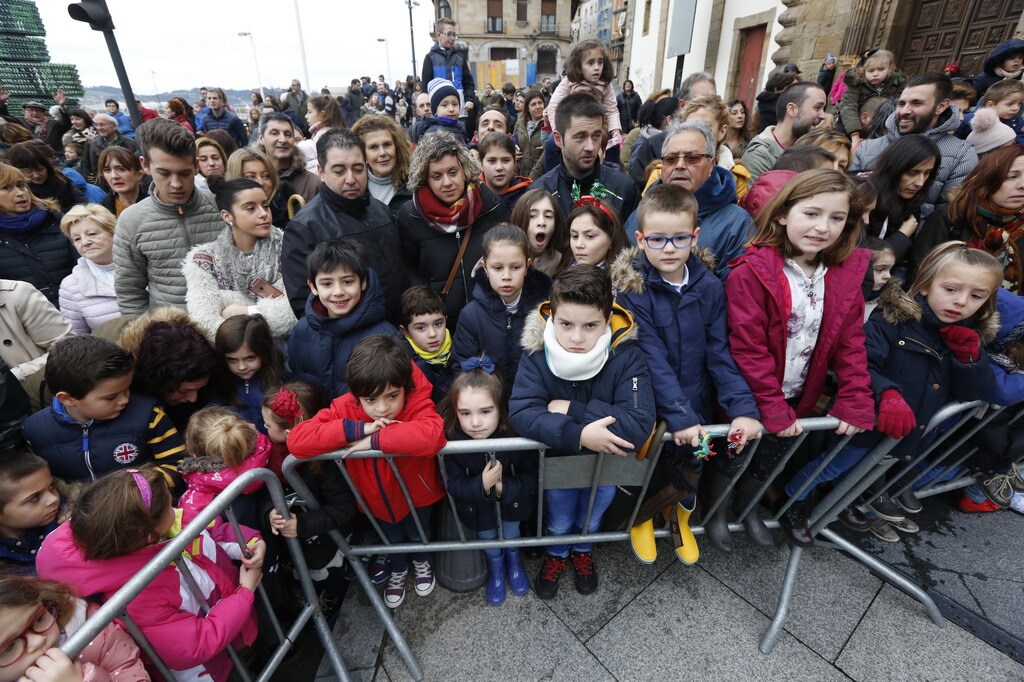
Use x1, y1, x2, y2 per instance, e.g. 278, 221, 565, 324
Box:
540, 0, 557, 33
487, 0, 504, 33
517, 0, 527, 22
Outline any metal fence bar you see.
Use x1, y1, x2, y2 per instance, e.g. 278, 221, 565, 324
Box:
119, 612, 176, 682
580, 453, 607, 538
59, 469, 352, 682
624, 431, 668, 530
385, 457, 430, 545
435, 451, 469, 542
223, 506, 287, 647
735, 432, 810, 523
255, 603, 315, 682
700, 439, 760, 522
333, 457, 390, 546
772, 434, 853, 522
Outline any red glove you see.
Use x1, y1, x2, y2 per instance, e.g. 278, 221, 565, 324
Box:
938, 325, 980, 363
876, 389, 916, 439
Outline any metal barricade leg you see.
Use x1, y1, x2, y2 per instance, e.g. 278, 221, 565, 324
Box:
759, 546, 804, 654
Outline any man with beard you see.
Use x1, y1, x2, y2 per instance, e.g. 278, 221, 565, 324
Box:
851, 73, 977, 217
742, 81, 826, 183
624, 120, 752, 279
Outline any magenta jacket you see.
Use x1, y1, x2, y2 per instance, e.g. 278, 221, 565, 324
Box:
725, 245, 876, 434
178, 433, 272, 526
38, 521, 259, 682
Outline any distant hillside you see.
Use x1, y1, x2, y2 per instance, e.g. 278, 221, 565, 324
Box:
81, 85, 279, 108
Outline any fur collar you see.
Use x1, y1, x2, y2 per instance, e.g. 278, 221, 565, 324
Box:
520, 300, 638, 354
117, 307, 205, 357
877, 282, 1001, 344
610, 246, 718, 296
178, 455, 228, 476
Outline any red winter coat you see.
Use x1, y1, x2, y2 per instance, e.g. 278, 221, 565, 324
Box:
725, 245, 875, 434
739, 170, 797, 221
287, 361, 446, 523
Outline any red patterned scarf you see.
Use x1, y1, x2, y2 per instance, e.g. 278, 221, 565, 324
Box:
414, 182, 484, 233
967, 199, 1024, 293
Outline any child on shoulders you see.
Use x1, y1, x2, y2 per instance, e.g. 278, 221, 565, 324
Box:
410, 78, 470, 145
0, 451, 61, 575
287, 335, 447, 610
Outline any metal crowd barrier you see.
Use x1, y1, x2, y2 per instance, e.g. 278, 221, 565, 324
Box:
59, 468, 352, 682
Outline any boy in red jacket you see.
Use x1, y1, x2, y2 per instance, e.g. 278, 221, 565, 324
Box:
288, 335, 447, 609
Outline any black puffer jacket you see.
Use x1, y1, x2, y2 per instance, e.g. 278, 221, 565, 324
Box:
282, 185, 409, 320
0, 211, 76, 306
397, 186, 509, 327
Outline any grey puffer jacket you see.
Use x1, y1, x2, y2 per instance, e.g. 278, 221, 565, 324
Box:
113, 185, 223, 315
850, 106, 978, 219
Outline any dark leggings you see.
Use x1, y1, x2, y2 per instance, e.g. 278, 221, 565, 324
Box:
376, 505, 432, 573
746, 434, 800, 482
968, 409, 1024, 475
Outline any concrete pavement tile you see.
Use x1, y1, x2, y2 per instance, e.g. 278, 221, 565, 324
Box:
522, 538, 677, 641
835, 584, 1024, 681
587, 563, 849, 680
317, 584, 386, 678
699, 534, 882, 660
380, 584, 613, 681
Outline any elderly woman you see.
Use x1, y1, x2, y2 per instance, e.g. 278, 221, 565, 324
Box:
98, 145, 149, 217
58, 204, 120, 334
0, 164, 76, 306
397, 131, 509, 325
912, 144, 1024, 288
183, 176, 295, 340
351, 114, 413, 217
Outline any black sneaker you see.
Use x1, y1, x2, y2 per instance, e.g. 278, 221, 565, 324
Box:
836, 505, 871, 532
369, 554, 391, 584
865, 493, 905, 522
895, 488, 923, 514
570, 551, 598, 595
536, 554, 568, 600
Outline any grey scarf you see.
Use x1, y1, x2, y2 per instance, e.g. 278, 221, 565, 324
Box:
209, 225, 283, 300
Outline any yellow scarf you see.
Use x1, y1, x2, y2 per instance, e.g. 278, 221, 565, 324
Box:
408, 328, 452, 366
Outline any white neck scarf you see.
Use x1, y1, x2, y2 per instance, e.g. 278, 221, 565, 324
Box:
543, 319, 612, 381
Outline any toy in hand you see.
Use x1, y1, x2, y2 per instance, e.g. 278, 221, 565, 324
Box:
727, 429, 745, 453
695, 433, 715, 460
938, 325, 980, 363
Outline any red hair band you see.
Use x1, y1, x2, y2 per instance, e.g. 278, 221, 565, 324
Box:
575, 195, 616, 224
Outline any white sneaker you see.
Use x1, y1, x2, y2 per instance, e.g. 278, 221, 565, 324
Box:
1011, 492, 1024, 514
412, 559, 435, 597
385, 570, 407, 609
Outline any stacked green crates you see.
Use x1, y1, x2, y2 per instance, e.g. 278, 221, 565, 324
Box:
1, 0, 83, 111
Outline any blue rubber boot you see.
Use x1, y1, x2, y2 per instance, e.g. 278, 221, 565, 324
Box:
504, 548, 529, 596
485, 553, 506, 606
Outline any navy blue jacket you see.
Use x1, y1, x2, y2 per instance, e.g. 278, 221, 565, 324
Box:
23, 394, 185, 485
197, 107, 249, 149
453, 267, 551, 393
613, 248, 759, 431
533, 163, 639, 226
0, 520, 58, 574
984, 288, 1024, 406
0, 211, 77, 306
230, 375, 267, 435
410, 116, 469, 145
855, 286, 998, 456
509, 303, 655, 457
287, 269, 403, 398
408, 350, 455, 405
973, 38, 1024, 99
443, 427, 538, 531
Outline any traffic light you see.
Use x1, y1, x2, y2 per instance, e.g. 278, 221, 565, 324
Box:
67, 0, 115, 32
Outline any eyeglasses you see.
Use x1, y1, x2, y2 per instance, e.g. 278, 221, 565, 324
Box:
637, 232, 697, 250
0, 605, 58, 669
662, 153, 712, 167
441, 31, 458, 38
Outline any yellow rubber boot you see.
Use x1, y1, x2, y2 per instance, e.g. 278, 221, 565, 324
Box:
670, 500, 699, 565
629, 518, 657, 564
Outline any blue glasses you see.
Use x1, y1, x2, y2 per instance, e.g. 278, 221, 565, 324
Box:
637, 232, 697, 250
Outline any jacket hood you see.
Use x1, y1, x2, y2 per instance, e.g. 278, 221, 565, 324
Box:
994, 286, 1024, 340
739, 170, 797, 218
520, 300, 638, 354
877, 282, 1001, 343
883, 105, 961, 139
178, 455, 228, 475
694, 165, 739, 217
610, 246, 716, 295
303, 267, 388, 336
118, 307, 204, 357
470, 264, 551, 312
983, 39, 1024, 76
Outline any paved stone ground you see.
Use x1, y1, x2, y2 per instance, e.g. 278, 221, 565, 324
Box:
313, 527, 1024, 681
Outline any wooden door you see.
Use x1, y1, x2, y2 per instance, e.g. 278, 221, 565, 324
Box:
735, 25, 767, 110
900, 0, 1024, 78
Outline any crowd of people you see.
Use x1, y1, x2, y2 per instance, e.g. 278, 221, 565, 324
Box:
1, 23, 1024, 682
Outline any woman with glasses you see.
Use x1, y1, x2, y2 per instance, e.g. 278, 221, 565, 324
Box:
0, 573, 148, 681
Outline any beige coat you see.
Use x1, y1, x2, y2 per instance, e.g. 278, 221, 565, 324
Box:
0, 280, 74, 409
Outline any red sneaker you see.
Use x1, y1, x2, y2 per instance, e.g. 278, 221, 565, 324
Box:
957, 496, 1000, 513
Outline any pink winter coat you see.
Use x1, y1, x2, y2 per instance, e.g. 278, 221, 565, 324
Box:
177, 434, 271, 525
725, 245, 876, 433
37, 521, 259, 682
62, 600, 150, 681
830, 70, 849, 107
545, 78, 622, 134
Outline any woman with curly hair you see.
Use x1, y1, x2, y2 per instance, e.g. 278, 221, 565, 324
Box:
351, 114, 413, 217
397, 131, 509, 325
166, 96, 195, 132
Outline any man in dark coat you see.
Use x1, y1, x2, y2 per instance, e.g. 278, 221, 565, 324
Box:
282, 129, 409, 320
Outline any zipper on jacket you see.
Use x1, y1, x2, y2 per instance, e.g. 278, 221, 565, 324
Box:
632, 377, 639, 409
244, 380, 250, 396
372, 459, 397, 523
82, 425, 96, 481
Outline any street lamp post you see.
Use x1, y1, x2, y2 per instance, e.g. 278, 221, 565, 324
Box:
406, 0, 419, 78
378, 38, 393, 83
237, 32, 266, 103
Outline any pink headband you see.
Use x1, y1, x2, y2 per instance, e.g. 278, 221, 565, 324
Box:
128, 470, 152, 509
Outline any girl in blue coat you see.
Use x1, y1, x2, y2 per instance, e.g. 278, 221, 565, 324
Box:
440, 357, 538, 606
214, 314, 284, 435
453, 225, 551, 394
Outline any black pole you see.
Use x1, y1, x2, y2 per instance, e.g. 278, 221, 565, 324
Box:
408, 0, 417, 78
102, 29, 143, 128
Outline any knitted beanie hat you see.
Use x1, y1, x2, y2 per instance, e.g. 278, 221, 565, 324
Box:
967, 107, 1016, 154
428, 78, 460, 115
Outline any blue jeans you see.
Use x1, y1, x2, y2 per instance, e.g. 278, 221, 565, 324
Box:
377, 505, 432, 573
544, 485, 615, 557
784, 443, 872, 501
477, 521, 522, 558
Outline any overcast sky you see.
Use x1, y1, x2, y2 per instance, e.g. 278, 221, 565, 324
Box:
37, 0, 439, 94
